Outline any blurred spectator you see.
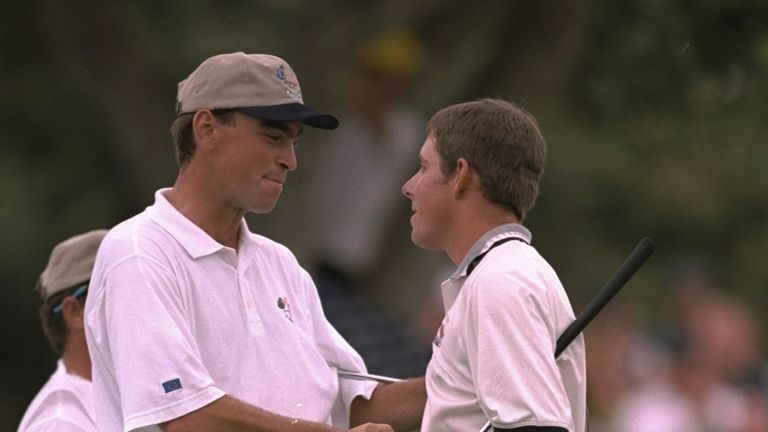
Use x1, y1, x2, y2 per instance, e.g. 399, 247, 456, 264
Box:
311, 28, 425, 287
583, 301, 669, 432
607, 261, 768, 432
308, 29, 431, 378
18, 230, 107, 432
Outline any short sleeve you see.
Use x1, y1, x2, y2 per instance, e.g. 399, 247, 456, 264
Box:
88, 255, 224, 430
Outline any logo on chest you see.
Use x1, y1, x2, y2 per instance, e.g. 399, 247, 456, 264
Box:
433, 315, 450, 347
277, 296, 294, 322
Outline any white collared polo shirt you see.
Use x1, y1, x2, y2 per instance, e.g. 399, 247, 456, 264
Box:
421, 224, 587, 431
18, 359, 95, 432
85, 189, 375, 431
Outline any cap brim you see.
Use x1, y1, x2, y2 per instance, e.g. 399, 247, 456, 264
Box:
237, 103, 339, 130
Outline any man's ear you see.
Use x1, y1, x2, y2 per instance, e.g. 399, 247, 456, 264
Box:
452, 157, 476, 196
192, 110, 217, 148
61, 297, 85, 331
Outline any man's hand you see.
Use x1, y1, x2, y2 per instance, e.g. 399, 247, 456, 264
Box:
350, 423, 395, 432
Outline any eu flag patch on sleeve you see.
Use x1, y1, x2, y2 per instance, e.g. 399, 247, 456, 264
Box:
162, 378, 183, 394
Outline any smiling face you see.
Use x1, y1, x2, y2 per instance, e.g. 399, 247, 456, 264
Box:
211, 113, 302, 215
401, 134, 455, 252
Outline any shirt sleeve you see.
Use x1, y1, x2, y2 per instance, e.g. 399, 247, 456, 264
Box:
296, 268, 376, 428
88, 255, 224, 430
463, 267, 573, 429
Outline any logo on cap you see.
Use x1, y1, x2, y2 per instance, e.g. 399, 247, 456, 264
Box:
276, 64, 287, 80
275, 64, 302, 101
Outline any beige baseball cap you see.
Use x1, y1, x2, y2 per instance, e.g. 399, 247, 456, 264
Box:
175, 52, 338, 129
36, 230, 108, 300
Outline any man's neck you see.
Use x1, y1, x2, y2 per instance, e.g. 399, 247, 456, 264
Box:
62, 336, 91, 381
445, 207, 519, 266
166, 179, 243, 250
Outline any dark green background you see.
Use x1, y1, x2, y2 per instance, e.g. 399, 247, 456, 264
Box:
3, 0, 768, 428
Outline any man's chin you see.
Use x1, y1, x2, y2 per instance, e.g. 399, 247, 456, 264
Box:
411, 232, 440, 252
248, 201, 279, 215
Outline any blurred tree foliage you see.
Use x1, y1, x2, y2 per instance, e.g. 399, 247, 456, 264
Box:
537, 0, 768, 313
2, 0, 768, 428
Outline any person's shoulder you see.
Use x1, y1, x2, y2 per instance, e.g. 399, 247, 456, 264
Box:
19, 383, 94, 432
469, 242, 557, 296
19, 415, 94, 432
497, 241, 558, 276
246, 231, 296, 260
100, 211, 167, 255
34, 382, 90, 405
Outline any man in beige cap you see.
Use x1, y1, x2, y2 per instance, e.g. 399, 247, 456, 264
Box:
18, 229, 107, 432
85, 53, 425, 432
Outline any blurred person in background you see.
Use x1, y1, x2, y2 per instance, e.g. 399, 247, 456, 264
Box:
84, 52, 425, 432
18, 229, 107, 432
610, 262, 768, 432
582, 301, 669, 432
309, 29, 433, 378
402, 98, 587, 431
311, 28, 424, 288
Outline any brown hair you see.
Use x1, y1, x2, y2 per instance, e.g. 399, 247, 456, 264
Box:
38, 284, 86, 354
427, 98, 547, 220
169, 109, 238, 167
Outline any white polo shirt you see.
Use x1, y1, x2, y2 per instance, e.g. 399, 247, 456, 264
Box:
421, 224, 587, 432
85, 189, 375, 431
17, 359, 95, 432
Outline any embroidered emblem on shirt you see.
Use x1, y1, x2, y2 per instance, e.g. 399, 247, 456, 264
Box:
433, 316, 449, 347
277, 296, 294, 322
162, 378, 182, 394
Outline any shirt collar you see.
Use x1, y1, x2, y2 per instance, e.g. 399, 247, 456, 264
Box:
147, 188, 249, 259
450, 223, 532, 280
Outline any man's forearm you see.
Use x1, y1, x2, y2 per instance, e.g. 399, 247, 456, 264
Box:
350, 377, 427, 431
161, 394, 338, 432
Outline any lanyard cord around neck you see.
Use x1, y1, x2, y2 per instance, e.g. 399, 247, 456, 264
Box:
466, 236, 528, 276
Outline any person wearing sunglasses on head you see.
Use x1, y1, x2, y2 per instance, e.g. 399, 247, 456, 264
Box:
18, 229, 107, 432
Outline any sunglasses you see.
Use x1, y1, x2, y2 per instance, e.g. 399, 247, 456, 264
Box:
52, 283, 88, 315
